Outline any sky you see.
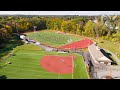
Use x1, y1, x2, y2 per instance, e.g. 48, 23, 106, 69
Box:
0, 11, 120, 15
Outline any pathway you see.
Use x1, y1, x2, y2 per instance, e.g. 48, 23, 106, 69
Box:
22, 37, 54, 51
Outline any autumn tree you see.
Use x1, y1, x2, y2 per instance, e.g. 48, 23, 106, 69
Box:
61, 21, 75, 33
83, 20, 96, 37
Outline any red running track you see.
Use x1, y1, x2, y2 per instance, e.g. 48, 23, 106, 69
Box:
40, 55, 75, 74
59, 38, 93, 50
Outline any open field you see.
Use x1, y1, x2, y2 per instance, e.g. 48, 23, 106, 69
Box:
0, 44, 88, 79
84, 36, 120, 60
95, 39, 120, 59
26, 30, 84, 47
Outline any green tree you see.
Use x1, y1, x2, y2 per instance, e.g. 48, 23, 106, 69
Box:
83, 20, 95, 37
61, 21, 74, 32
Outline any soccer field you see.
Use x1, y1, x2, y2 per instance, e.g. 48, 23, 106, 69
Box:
26, 30, 84, 47
0, 44, 88, 79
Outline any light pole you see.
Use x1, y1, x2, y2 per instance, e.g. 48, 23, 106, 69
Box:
33, 26, 37, 40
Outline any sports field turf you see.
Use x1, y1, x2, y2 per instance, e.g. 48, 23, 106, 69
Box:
26, 30, 84, 47
0, 44, 88, 79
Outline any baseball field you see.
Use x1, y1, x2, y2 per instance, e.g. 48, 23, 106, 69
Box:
0, 44, 88, 79
0, 30, 91, 79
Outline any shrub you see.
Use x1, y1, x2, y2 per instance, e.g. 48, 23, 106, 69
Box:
111, 38, 119, 42
102, 36, 109, 40
109, 37, 113, 41
100, 41, 104, 43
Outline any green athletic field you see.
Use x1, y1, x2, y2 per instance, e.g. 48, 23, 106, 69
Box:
26, 30, 84, 47
0, 44, 88, 79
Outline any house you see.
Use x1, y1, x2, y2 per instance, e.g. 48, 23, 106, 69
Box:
88, 44, 112, 66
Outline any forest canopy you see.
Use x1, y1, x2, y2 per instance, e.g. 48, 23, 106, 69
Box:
0, 15, 120, 47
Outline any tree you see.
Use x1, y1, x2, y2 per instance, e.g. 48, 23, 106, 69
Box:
61, 21, 76, 33
83, 20, 96, 37
101, 15, 119, 36
71, 18, 85, 35
94, 22, 109, 37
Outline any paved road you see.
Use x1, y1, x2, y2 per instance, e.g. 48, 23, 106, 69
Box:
38, 44, 54, 51
22, 37, 54, 51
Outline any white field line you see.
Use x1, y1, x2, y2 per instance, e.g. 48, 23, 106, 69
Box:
74, 53, 90, 79
72, 56, 74, 79
77, 54, 90, 79
74, 62, 82, 78
75, 54, 89, 79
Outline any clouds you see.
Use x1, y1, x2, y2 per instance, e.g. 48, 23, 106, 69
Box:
0, 11, 120, 15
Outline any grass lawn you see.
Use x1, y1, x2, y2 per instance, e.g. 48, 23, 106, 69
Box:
26, 30, 84, 47
95, 39, 120, 59
0, 44, 88, 79
86, 36, 120, 60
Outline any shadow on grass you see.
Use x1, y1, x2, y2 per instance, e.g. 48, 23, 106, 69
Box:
100, 49, 117, 65
0, 35, 24, 58
0, 75, 7, 79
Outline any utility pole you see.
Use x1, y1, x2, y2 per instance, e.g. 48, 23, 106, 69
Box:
34, 26, 37, 32
34, 26, 37, 40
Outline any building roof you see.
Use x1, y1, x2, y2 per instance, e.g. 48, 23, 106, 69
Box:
98, 56, 111, 62
88, 44, 112, 63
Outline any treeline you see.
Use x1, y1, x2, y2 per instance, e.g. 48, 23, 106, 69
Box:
0, 15, 120, 47
45, 16, 120, 43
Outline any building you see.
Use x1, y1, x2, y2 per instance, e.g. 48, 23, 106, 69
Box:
88, 44, 112, 66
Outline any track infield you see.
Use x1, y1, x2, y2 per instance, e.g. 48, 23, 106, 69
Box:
59, 38, 93, 50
